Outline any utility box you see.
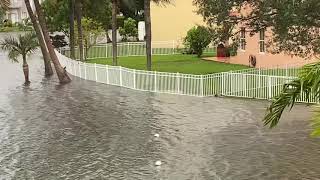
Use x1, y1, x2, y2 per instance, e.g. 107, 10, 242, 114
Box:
138, 21, 145, 41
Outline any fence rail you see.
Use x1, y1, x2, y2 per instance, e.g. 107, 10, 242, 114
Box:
56, 51, 316, 103
59, 41, 216, 60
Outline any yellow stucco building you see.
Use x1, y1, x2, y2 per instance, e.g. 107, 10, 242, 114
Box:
151, 0, 204, 46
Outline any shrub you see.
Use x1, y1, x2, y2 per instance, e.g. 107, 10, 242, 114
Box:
183, 26, 212, 57
3, 19, 13, 27
119, 18, 138, 41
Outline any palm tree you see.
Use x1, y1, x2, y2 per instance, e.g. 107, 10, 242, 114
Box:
33, 0, 71, 83
112, 0, 118, 66
0, 0, 9, 10
144, 0, 151, 70
144, 0, 170, 71
1, 33, 39, 84
263, 62, 320, 136
75, 0, 84, 61
69, 0, 76, 59
24, 0, 53, 77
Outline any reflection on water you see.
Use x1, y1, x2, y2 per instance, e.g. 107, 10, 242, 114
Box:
0, 52, 319, 180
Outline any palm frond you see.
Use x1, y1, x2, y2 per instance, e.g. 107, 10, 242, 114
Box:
264, 61, 320, 130
1, 32, 39, 62
20, 32, 39, 54
1, 35, 22, 62
8, 49, 20, 62
0, 0, 10, 10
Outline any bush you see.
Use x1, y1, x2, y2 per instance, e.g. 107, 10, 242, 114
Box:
183, 26, 212, 57
3, 19, 13, 27
50, 34, 68, 48
119, 18, 138, 41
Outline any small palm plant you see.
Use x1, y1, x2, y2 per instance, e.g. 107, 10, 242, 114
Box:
1, 32, 39, 84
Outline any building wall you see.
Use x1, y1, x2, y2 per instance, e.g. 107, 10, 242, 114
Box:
151, 0, 204, 47
230, 31, 311, 68
5, 0, 40, 23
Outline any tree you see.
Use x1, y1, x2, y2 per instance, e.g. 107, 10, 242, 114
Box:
0, 32, 39, 84
144, 0, 151, 70
24, 0, 53, 77
0, 0, 9, 10
75, 0, 84, 61
193, 0, 320, 58
69, 0, 75, 59
184, 26, 212, 57
33, 0, 71, 83
111, 0, 118, 66
42, 0, 70, 33
119, 17, 138, 41
82, 0, 112, 41
143, 0, 171, 71
79, 18, 104, 60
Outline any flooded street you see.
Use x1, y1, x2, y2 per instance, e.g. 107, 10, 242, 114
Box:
0, 52, 320, 180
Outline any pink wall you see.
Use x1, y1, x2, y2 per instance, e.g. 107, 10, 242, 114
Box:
227, 5, 317, 68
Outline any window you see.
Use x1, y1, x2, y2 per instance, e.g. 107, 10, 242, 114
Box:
22, 12, 27, 19
240, 27, 246, 50
10, 13, 17, 23
259, 29, 265, 53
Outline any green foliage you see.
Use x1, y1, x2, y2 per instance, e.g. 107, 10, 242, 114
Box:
193, 0, 320, 57
75, 18, 104, 59
3, 19, 12, 27
119, 18, 138, 41
0, 8, 5, 25
0, 32, 39, 62
82, 0, 112, 31
183, 26, 212, 57
263, 61, 320, 135
42, 0, 70, 33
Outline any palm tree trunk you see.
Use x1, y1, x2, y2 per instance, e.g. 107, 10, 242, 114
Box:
22, 55, 30, 84
112, 0, 118, 66
33, 0, 71, 84
144, 0, 152, 71
75, 0, 84, 61
69, 0, 75, 59
24, 0, 53, 77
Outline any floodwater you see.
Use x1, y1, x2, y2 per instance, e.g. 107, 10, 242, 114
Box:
0, 52, 320, 180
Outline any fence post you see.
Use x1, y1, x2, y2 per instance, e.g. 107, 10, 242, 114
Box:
154, 71, 157, 92
222, 73, 225, 96
133, 69, 136, 89
106, 44, 108, 58
127, 42, 130, 56
95, 63, 98, 82
244, 74, 247, 97
172, 40, 175, 55
120, 66, 123, 86
79, 63, 81, 78
73, 62, 76, 76
106, 65, 109, 84
201, 75, 204, 97
84, 63, 87, 79
258, 67, 261, 88
177, 72, 180, 93
268, 76, 272, 99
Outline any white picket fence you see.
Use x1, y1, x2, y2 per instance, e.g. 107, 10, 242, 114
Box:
56, 51, 317, 103
59, 41, 217, 60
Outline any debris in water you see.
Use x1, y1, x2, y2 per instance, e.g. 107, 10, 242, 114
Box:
155, 160, 162, 166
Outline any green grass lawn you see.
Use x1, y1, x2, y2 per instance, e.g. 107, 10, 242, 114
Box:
87, 54, 248, 74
